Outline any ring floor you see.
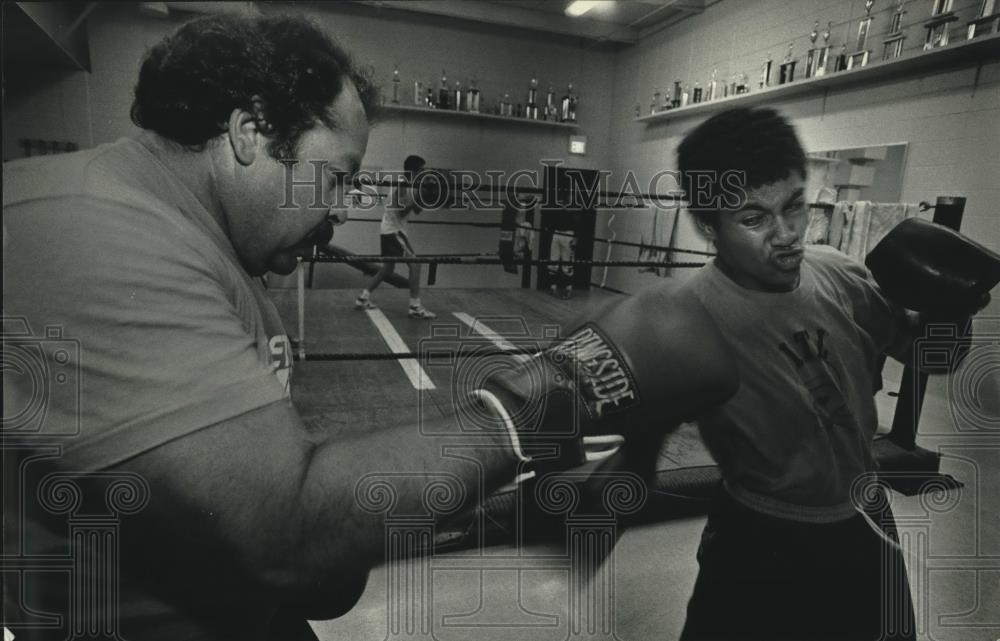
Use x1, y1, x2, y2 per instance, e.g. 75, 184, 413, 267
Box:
269, 287, 1000, 641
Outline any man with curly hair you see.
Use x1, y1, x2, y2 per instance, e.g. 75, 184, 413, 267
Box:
3, 14, 520, 640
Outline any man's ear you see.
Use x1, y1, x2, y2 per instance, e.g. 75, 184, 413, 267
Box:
227, 108, 261, 167
692, 212, 717, 241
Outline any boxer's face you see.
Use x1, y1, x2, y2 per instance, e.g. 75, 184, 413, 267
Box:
697, 173, 807, 292
220, 80, 369, 276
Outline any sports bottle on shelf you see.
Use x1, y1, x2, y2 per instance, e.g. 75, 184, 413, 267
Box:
438, 69, 450, 109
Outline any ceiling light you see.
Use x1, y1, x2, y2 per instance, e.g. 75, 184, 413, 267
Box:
565, 1, 604, 18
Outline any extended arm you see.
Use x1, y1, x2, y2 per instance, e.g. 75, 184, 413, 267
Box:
114, 400, 516, 619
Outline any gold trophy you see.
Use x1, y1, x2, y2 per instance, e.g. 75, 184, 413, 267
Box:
805, 21, 821, 78
882, 0, 908, 60
778, 42, 797, 84
815, 22, 832, 77
923, 0, 957, 50
967, 0, 1000, 39
847, 0, 875, 69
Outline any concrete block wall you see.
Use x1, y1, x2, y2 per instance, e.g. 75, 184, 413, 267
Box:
602, 0, 1000, 306
4, 1, 997, 298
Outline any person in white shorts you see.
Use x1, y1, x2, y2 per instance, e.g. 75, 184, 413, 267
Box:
355, 154, 436, 318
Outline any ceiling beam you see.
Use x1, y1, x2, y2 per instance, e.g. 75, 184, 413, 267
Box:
354, 0, 638, 44
162, 2, 260, 17
638, 0, 704, 13
637, 0, 708, 39
11, 2, 93, 70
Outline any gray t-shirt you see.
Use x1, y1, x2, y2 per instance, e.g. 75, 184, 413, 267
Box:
4, 138, 294, 638
684, 245, 903, 522
380, 185, 416, 235
4, 138, 293, 470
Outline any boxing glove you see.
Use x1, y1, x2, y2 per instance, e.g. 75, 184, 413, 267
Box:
866, 218, 1000, 317
473, 286, 739, 470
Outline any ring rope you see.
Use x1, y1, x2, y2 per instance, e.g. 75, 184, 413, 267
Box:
292, 346, 545, 362
593, 236, 716, 257
349, 177, 683, 204
337, 218, 715, 257
306, 254, 705, 268
348, 217, 505, 228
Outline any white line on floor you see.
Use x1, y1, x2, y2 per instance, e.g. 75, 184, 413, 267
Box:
452, 312, 532, 363
366, 308, 436, 390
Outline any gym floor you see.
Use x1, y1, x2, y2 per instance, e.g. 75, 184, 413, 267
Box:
270, 285, 1000, 641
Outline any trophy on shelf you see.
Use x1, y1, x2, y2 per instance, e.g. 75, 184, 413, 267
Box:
968, 0, 1000, 39
834, 43, 849, 71
778, 42, 797, 84
805, 21, 820, 78
760, 51, 773, 88
814, 21, 833, 76
847, 0, 875, 69
882, 0, 908, 60
923, 0, 957, 50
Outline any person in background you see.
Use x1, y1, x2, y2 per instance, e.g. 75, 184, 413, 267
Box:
354, 154, 436, 318
548, 208, 576, 299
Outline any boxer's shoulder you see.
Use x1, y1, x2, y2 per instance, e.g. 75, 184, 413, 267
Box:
803, 244, 870, 288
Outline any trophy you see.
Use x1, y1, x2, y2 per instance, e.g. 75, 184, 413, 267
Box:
968, 0, 1000, 39
760, 51, 773, 89
882, 0, 908, 60
923, 0, 957, 50
805, 21, 820, 78
834, 44, 848, 72
778, 42, 797, 84
814, 22, 832, 76
847, 0, 875, 69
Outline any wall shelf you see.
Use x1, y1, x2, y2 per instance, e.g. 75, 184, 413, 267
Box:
806, 154, 842, 164
635, 31, 1000, 124
381, 103, 579, 129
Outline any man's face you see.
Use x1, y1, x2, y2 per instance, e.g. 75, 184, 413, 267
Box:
698, 173, 808, 292
226, 81, 369, 276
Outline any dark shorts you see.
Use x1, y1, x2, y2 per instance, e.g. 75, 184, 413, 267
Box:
380, 232, 414, 257
680, 489, 916, 641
